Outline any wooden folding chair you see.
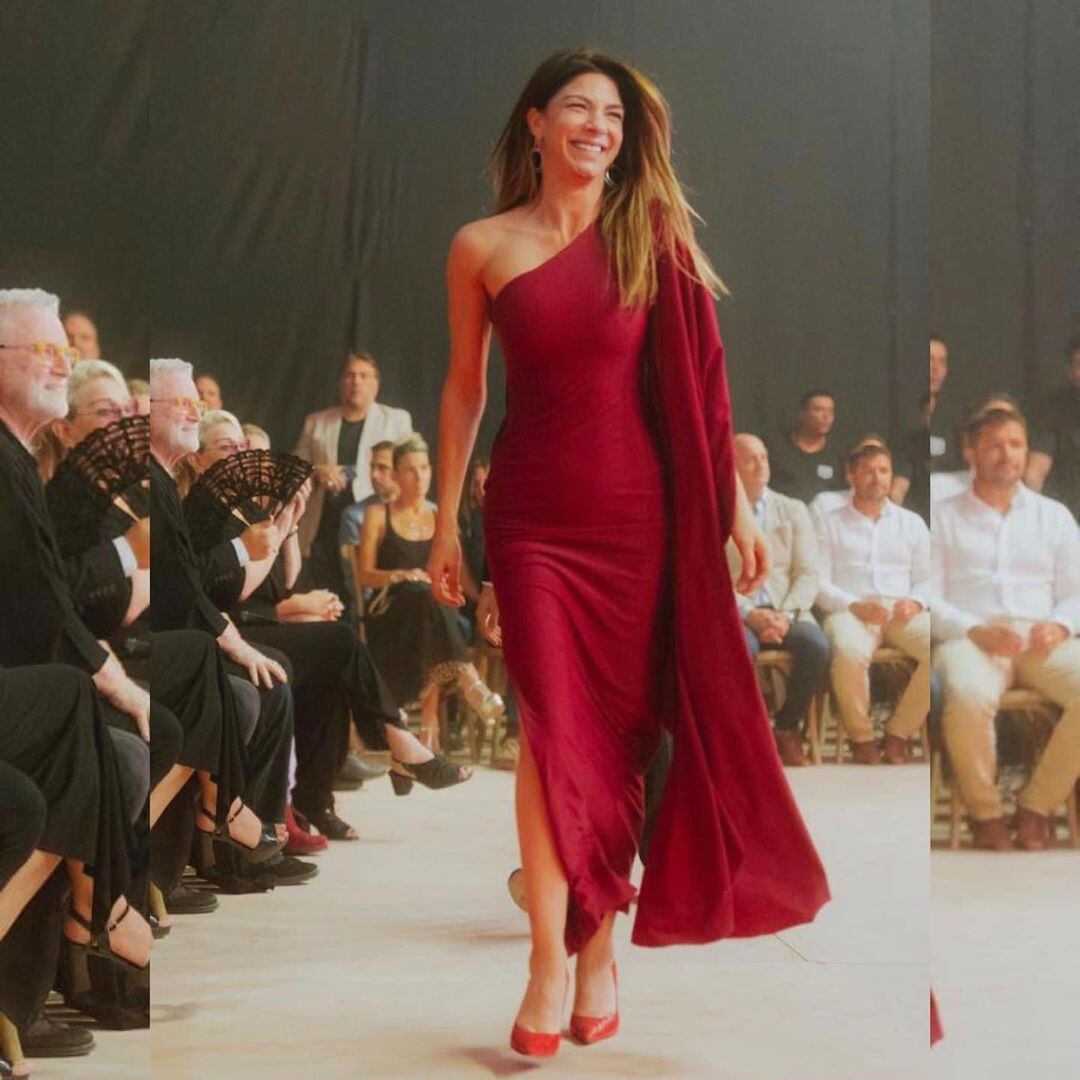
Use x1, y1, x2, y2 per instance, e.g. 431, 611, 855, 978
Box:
935, 686, 1079, 849
754, 649, 823, 765
832, 646, 918, 763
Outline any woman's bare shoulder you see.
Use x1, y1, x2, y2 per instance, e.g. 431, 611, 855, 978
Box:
450, 211, 529, 267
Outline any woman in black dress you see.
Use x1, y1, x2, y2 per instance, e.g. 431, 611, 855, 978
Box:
187, 412, 472, 840
0, 665, 149, 975
46, 361, 266, 858
358, 434, 505, 755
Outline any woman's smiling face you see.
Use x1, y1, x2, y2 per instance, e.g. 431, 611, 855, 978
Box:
528, 72, 624, 183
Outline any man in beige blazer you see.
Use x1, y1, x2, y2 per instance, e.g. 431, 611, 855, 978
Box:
728, 434, 830, 766
294, 351, 413, 605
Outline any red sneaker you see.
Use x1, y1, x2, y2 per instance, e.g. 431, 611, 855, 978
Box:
285, 804, 327, 855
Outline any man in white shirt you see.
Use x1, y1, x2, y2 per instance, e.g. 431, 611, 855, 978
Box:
816, 444, 932, 764
728, 435, 830, 767
932, 407, 1080, 851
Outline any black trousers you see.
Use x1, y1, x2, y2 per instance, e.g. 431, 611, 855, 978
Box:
240, 619, 402, 812
149, 629, 248, 829
222, 643, 294, 825
0, 762, 45, 888
0, 666, 136, 1031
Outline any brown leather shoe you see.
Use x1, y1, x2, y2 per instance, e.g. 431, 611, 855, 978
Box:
851, 739, 882, 765
774, 729, 807, 767
970, 817, 1012, 851
882, 733, 913, 765
1015, 806, 1051, 851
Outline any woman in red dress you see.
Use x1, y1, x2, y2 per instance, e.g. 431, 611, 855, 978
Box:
428, 49, 830, 1056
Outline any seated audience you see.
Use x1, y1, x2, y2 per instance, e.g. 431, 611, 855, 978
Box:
1025, 334, 1080, 521
816, 442, 932, 763
932, 406, 1080, 851
62, 308, 101, 360
195, 373, 223, 410
294, 351, 412, 614
728, 435, 829, 766
766, 389, 845, 503
189, 411, 471, 840
807, 433, 889, 526
926, 332, 966, 472
357, 433, 504, 751
0, 288, 150, 1058
127, 377, 150, 415
149, 359, 308, 890
891, 391, 932, 524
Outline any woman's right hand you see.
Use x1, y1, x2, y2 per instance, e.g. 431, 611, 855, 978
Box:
427, 530, 465, 607
476, 583, 502, 647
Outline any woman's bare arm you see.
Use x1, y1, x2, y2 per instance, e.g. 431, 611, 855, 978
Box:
356, 505, 398, 588
428, 224, 496, 603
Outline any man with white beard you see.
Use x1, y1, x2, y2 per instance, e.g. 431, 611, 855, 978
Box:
149, 358, 314, 886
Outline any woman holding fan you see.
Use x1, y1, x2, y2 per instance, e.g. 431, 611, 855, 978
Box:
185, 409, 472, 842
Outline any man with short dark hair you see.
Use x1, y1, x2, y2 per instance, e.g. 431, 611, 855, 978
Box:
816, 444, 932, 764
337, 439, 401, 549
933, 408, 1080, 851
767, 389, 845, 503
294, 352, 412, 605
1025, 335, 1080, 520
195, 373, 223, 411
62, 309, 100, 360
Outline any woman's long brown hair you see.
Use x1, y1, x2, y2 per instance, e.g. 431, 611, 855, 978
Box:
489, 48, 727, 308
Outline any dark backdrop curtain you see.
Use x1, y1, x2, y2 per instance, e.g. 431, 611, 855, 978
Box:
932, 1, 1080, 404
3, 1, 932, 454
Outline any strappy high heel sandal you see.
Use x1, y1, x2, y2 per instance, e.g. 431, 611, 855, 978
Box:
291, 802, 359, 841
195, 800, 283, 864
63, 897, 149, 976
462, 679, 505, 725
389, 754, 472, 796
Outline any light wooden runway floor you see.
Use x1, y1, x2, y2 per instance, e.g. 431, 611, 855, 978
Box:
144, 761, 929, 1079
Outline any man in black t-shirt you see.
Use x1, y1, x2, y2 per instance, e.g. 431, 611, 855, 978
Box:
925, 333, 966, 474
1026, 336, 1080, 521
766, 389, 845, 503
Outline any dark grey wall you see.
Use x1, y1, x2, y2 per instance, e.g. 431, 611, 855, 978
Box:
931, 0, 1079, 408
4, 1, 930, 454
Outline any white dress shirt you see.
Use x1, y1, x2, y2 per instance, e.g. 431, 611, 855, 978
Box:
930, 483, 1080, 641
815, 498, 931, 613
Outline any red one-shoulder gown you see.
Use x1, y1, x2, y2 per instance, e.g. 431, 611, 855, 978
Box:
484, 220, 829, 954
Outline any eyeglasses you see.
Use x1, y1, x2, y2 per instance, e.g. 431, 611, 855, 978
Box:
0, 342, 80, 364
150, 397, 208, 415
206, 438, 247, 454
75, 402, 137, 423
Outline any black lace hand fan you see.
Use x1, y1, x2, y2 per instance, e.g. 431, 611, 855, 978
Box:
46, 415, 150, 557
184, 449, 313, 552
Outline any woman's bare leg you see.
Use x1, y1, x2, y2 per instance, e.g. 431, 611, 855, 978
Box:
513, 725, 570, 1033
148, 763, 195, 828
0, 851, 62, 940
573, 910, 618, 1017
63, 860, 151, 968
418, 681, 441, 751
193, 772, 262, 848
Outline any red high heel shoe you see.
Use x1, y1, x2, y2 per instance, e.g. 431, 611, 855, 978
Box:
570, 961, 619, 1045
509, 971, 569, 1057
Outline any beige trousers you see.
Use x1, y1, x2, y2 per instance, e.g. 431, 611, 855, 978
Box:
824, 608, 931, 744
935, 635, 1080, 821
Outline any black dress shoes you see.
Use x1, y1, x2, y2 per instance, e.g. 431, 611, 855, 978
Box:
21, 1014, 94, 1058
165, 882, 220, 914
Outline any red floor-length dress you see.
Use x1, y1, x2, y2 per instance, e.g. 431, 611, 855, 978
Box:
484, 220, 829, 955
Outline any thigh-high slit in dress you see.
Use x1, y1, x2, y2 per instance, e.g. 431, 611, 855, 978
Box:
484, 221, 829, 955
